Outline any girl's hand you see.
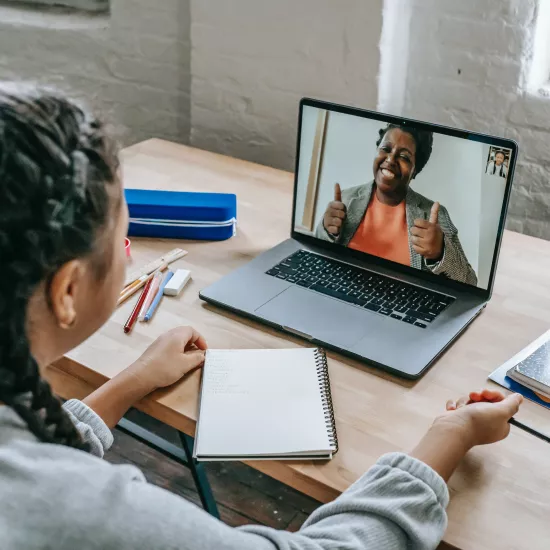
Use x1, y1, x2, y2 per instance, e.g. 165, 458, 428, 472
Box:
411, 389, 523, 481
84, 326, 208, 428
127, 326, 207, 395
435, 389, 523, 448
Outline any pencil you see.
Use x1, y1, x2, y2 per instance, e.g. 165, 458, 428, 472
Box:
120, 278, 140, 297
124, 279, 152, 334
118, 261, 168, 306
509, 417, 550, 444
138, 272, 162, 322
144, 271, 174, 322
118, 274, 150, 306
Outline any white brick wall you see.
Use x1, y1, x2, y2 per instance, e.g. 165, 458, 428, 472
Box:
8, 0, 109, 12
2, 0, 550, 239
381, 0, 550, 238
0, 0, 191, 146
190, 0, 383, 170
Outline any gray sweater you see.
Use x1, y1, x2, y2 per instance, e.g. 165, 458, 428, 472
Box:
0, 400, 449, 550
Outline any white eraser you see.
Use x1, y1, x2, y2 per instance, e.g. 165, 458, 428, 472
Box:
163, 269, 191, 296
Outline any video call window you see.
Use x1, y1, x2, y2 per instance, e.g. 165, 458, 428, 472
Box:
294, 106, 512, 290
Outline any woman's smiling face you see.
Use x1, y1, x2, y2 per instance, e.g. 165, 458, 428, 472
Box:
373, 128, 417, 198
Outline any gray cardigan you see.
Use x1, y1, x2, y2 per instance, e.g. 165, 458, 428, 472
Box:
0, 400, 449, 549
315, 181, 478, 286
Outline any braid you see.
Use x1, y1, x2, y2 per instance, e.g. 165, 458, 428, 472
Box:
0, 85, 119, 451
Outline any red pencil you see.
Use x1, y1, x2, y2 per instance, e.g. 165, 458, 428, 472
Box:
124, 278, 152, 334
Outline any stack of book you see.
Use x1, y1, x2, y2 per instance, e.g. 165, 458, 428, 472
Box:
507, 339, 550, 402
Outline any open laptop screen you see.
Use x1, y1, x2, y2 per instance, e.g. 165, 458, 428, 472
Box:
293, 102, 515, 291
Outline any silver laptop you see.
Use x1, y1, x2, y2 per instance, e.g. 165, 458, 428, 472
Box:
200, 98, 516, 379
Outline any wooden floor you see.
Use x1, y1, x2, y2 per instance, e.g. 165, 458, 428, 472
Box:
104, 410, 320, 530
104, 410, 456, 548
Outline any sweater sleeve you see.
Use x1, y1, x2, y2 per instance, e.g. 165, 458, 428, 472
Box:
242, 453, 449, 550
63, 399, 113, 458
53, 451, 448, 550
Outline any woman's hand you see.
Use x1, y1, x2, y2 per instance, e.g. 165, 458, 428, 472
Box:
323, 183, 347, 236
410, 389, 523, 481
127, 326, 207, 394
411, 202, 444, 261
436, 389, 523, 448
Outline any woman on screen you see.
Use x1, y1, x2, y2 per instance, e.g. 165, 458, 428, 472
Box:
315, 123, 477, 286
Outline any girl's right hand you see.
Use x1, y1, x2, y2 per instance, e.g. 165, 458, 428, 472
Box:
127, 326, 207, 395
434, 389, 523, 448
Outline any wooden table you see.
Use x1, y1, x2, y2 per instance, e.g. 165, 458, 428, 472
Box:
47, 139, 550, 550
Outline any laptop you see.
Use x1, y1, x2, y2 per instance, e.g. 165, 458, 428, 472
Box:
200, 98, 517, 379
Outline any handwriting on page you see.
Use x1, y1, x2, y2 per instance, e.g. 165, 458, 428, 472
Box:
205, 357, 250, 395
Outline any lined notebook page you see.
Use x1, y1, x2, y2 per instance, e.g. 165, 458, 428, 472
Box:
195, 348, 331, 457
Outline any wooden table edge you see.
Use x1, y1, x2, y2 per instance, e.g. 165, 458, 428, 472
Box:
47, 359, 340, 504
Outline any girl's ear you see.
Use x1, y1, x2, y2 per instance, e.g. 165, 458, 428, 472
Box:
48, 260, 86, 329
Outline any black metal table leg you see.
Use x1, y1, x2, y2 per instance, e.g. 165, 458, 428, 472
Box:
179, 431, 220, 518
117, 417, 220, 519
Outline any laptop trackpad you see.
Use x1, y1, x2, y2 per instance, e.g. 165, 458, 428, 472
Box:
255, 286, 369, 348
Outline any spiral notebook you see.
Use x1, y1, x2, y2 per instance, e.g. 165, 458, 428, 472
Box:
193, 348, 338, 461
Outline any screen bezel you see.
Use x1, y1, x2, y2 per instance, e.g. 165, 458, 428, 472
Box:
290, 97, 518, 300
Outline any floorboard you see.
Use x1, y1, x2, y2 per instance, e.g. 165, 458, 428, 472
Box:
104, 410, 320, 530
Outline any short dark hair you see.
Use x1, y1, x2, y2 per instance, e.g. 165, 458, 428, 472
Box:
376, 123, 434, 176
495, 151, 505, 158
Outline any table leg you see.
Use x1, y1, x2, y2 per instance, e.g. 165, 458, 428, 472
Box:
117, 417, 220, 518
178, 431, 219, 518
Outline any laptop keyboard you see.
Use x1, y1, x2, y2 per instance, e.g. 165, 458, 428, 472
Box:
266, 250, 454, 328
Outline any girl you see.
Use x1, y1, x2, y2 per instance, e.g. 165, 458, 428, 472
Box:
0, 87, 522, 550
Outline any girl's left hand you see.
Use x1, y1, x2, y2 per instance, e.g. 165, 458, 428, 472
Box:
127, 326, 207, 394
435, 388, 522, 448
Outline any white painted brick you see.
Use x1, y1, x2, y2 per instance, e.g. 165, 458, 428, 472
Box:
509, 94, 550, 130
191, 0, 383, 170
401, 0, 550, 240
411, 50, 522, 90
439, 18, 527, 57
518, 162, 550, 194
104, 55, 191, 91
505, 217, 525, 233
407, 78, 516, 119
110, 1, 190, 40
12, 0, 109, 11
517, 128, 550, 165
0, 0, 191, 147
412, 0, 536, 26
523, 218, 550, 240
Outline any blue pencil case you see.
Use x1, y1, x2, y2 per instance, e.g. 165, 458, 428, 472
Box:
125, 189, 237, 241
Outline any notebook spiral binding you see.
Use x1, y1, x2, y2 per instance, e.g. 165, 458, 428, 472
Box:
314, 349, 339, 454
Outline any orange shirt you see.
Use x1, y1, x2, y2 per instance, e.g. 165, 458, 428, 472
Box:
348, 192, 411, 266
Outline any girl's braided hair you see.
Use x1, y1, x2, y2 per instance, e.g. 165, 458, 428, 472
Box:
0, 85, 119, 450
